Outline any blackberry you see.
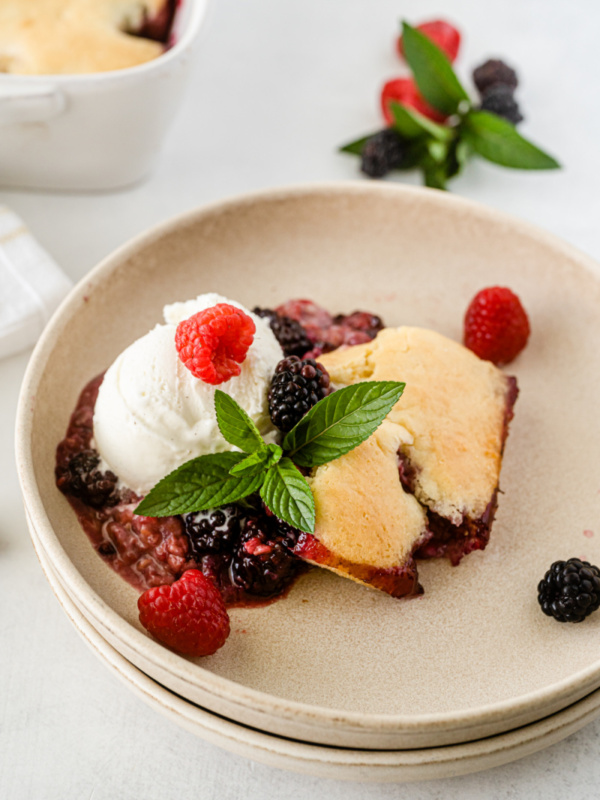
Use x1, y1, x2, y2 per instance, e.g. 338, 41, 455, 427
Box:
230, 515, 300, 597
480, 84, 523, 125
268, 356, 331, 432
473, 59, 518, 95
56, 449, 120, 509
253, 308, 312, 357
360, 129, 406, 179
183, 505, 244, 559
538, 559, 600, 623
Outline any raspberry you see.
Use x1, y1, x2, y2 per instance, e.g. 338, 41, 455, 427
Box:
55, 449, 120, 508
138, 569, 230, 656
398, 20, 461, 63
480, 84, 523, 125
253, 307, 312, 357
538, 559, 600, 623
175, 304, 256, 385
473, 59, 518, 95
268, 356, 331, 432
463, 287, 530, 366
360, 129, 406, 178
381, 78, 446, 126
230, 516, 300, 597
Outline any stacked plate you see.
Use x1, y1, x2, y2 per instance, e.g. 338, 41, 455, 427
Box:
16, 185, 600, 782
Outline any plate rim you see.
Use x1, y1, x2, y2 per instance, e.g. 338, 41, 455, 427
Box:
16, 181, 600, 737
31, 520, 600, 782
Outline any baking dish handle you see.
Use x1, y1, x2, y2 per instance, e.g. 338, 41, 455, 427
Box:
0, 85, 66, 126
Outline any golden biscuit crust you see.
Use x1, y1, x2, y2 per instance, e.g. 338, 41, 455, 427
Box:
0, 1, 167, 75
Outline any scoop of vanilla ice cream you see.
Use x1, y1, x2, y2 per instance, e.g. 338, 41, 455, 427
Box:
92, 294, 283, 495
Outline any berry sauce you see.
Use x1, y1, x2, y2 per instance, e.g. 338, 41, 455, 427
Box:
55, 375, 304, 607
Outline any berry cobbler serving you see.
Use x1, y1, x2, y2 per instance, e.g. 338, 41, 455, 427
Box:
56, 292, 519, 656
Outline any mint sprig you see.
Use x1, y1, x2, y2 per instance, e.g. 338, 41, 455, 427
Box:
134, 380, 405, 532
401, 21, 470, 115
339, 20, 560, 189
283, 381, 405, 467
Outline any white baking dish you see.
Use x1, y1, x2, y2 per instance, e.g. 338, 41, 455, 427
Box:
0, 0, 209, 190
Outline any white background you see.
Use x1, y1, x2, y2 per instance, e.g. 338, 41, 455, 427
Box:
2, 0, 600, 796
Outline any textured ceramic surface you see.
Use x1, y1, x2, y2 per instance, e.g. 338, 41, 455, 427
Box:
16, 184, 600, 749
30, 522, 600, 783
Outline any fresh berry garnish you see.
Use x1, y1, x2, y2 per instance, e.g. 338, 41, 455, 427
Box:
183, 505, 244, 558
253, 307, 312, 357
480, 84, 523, 125
138, 569, 230, 656
56, 449, 120, 508
230, 516, 300, 597
175, 303, 256, 385
538, 559, 600, 623
473, 59, 518, 95
381, 78, 446, 125
398, 19, 461, 63
268, 356, 331, 432
360, 129, 406, 178
463, 287, 530, 365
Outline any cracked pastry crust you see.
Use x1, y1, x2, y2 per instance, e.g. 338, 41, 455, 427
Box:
0, 1, 170, 75
299, 327, 516, 595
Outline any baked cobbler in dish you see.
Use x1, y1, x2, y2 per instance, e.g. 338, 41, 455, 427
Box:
0, 0, 176, 75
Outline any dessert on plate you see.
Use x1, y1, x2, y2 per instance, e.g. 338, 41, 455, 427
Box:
0, 0, 176, 75
56, 293, 518, 617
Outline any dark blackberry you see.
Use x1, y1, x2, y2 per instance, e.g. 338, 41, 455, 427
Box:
182, 505, 243, 559
473, 59, 518, 95
268, 356, 331, 432
56, 449, 120, 508
230, 515, 300, 597
253, 308, 312, 357
538, 559, 600, 623
480, 84, 523, 125
360, 129, 406, 178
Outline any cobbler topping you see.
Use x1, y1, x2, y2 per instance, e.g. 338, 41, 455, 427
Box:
0, 0, 177, 76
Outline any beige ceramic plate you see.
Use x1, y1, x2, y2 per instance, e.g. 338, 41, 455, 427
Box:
30, 521, 600, 783
16, 184, 600, 749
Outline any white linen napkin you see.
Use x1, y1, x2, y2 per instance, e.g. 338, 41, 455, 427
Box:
0, 206, 72, 360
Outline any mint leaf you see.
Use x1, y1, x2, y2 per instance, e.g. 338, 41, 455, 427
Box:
463, 111, 560, 169
214, 390, 266, 453
389, 101, 453, 141
339, 132, 380, 155
283, 381, 405, 467
229, 444, 282, 476
134, 452, 264, 517
260, 458, 315, 533
401, 21, 469, 115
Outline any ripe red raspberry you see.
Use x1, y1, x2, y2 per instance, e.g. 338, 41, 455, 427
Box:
397, 20, 461, 63
138, 569, 230, 657
381, 78, 446, 125
175, 303, 256, 385
463, 287, 530, 365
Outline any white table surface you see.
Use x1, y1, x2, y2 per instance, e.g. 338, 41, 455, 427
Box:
2, 0, 600, 796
